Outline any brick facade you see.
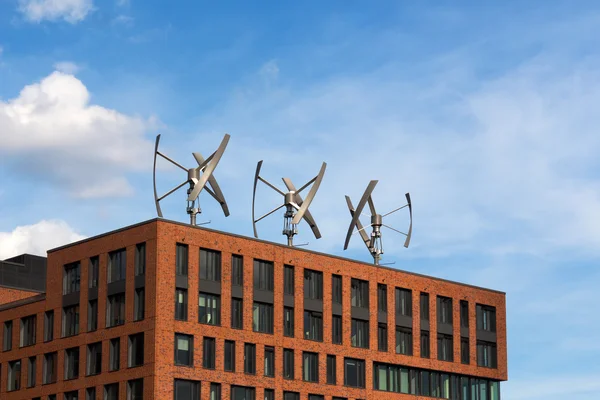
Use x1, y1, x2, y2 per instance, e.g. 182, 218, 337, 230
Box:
0, 218, 507, 400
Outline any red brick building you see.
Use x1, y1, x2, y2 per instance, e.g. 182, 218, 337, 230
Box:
0, 218, 506, 400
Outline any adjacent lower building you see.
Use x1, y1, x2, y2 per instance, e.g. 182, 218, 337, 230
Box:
0, 218, 507, 400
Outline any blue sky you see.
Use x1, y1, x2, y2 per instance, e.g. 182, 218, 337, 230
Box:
1, 1, 600, 398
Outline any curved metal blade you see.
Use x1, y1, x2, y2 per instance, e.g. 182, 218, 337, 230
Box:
367, 197, 377, 216
153, 134, 163, 217
344, 180, 378, 250
345, 196, 370, 249
193, 152, 230, 217
291, 162, 326, 225
252, 160, 263, 238
282, 178, 321, 239
187, 134, 230, 201
404, 192, 413, 248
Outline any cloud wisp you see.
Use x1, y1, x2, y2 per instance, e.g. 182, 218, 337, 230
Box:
18, 0, 94, 24
0, 220, 85, 259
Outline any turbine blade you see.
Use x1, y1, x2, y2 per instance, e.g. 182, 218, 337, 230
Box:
291, 162, 326, 225
404, 192, 413, 248
252, 161, 263, 238
345, 196, 370, 249
283, 178, 321, 238
367, 196, 377, 216
153, 134, 163, 217
344, 180, 378, 250
187, 134, 230, 201
193, 152, 230, 217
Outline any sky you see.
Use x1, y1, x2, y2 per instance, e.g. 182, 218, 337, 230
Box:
1, 0, 599, 398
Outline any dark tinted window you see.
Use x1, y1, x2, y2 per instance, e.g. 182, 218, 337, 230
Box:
200, 249, 221, 281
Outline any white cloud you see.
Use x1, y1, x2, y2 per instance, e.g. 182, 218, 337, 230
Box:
53, 61, 80, 74
0, 70, 155, 198
18, 0, 94, 24
259, 60, 279, 82
0, 220, 85, 259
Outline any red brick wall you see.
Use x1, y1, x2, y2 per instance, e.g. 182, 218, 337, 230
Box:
154, 220, 507, 400
0, 286, 41, 305
0, 218, 508, 400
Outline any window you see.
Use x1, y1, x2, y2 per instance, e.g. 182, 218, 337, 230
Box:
105, 383, 119, 400
344, 358, 365, 388
87, 342, 102, 376
203, 337, 216, 369
326, 354, 336, 384
395, 327, 412, 355
199, 293, 221, 325
62, 304, 80, 337
477, 341, 497, 368
64, 391, 78, 400
304, 269, 323, 300
3, 320, 12, 351
175, 289, 188, 321
174, 380, 200, 400
224, 340, 235, 372
264, 389, 274, 400
232, 255, 243, 286
231, 386, 255, 400
135, 243, 146, 276
283, 349, 294, 379
304, 311, 323, 341
378, 323, 388, 351
395, 288, 412, 316
109, 337, 120, 371
332, 315, 342, 344
44, 311, 54, 342
377, 284, 387, 312
351, 279, 368, 308
89, 256, 99, 288
134, 288, 145, 321
253, 259, 274, 291
210, 383, 221, 400
231, 298, 243, 329
63, 262, 81, 294
106, 293, 125, 327
175, 334, 193, 366
420, 293, 429, 320
252, 302, 273, 333
108, 248, 126, 283
460, 300, 469, 328
283, 307, 294, 337
20, 314, 36, 347
128, 333, 144, 367
244, 343, 256, 374
477, 304, 497, 333
283, 393, 299, 400
176, 243, 188, 276
461, 337, 469, 364
438, 334, 453, 362
303, 352, 318, 382
332, 275, 342, 304
438, 296, 453, 325
264, 346, 274, 377
284, 265, 294, 295
128, 379, 143, 400
27, 356, 36, 387
43, 352, 57, 384
200, 249, 221, 281
88, 300, 98, 331
351, 318, 369, 348
86, 387, 96, 400
308, 396, 324, 400
64, 347, 79, 380
420, 331, 430, 358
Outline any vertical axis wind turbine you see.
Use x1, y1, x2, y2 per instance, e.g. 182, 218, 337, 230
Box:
252, 161, 327, 246
344, 180, 412, 265
152, 134, 231, 225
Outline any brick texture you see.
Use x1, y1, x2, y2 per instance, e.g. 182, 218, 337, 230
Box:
0, 218, 507, 400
